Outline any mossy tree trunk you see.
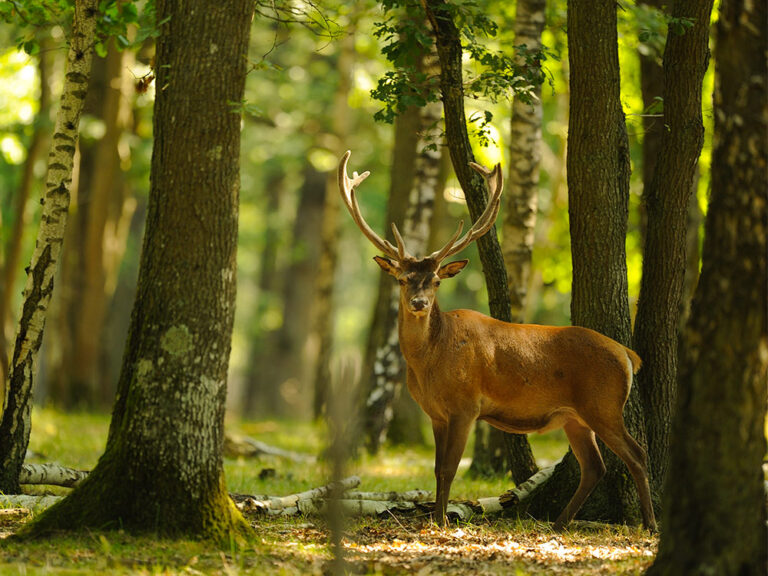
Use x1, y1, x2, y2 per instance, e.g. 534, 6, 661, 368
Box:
647, 0, 767, 572
649, 0, 768, 576
633, 0, 714, 496
0, 0, 98, 495
26, 0, 253, 539
527, 0, 645, 525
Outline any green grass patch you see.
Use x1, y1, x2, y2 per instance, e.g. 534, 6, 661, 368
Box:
1, 408, 657, 575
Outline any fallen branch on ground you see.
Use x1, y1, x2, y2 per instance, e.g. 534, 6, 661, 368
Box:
232, 475, 362, 514
224, 433, 317, 463
18, 463, 89, 488
5, 465, 559, 521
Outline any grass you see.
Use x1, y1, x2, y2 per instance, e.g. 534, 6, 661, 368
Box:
0, 407, 658, 575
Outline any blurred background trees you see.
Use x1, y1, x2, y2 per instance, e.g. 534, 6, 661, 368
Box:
2, 0, 753, 521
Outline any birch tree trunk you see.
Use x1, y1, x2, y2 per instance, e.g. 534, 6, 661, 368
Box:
648, 2, 767, 571
364, 89, 442, 450
25, 0, 253, 538
360, 107, 418, 452
473, 0, 547, 486
1, 33, 55, 369
0, 0, 98, 494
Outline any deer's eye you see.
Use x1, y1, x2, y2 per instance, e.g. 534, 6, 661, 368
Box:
434, 279, 441, 287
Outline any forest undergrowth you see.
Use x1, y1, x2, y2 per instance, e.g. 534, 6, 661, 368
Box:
0, 408, 657, 575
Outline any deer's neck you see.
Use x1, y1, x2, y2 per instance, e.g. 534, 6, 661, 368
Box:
398, 298, 443, 364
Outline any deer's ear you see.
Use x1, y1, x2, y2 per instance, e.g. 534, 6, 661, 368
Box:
438, 259, 469, 279
374, 256, 401, 277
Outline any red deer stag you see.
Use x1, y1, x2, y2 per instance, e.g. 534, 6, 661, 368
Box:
339, 151, 656, 531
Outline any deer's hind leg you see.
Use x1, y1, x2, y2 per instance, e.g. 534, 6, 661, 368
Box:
593, 422, 657, 532
554, 419, 606, 530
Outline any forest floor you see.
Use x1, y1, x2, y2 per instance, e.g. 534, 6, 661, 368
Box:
0, 408, 658, 575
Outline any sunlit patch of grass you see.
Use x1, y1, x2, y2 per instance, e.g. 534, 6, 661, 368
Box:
7, 409, 656, 574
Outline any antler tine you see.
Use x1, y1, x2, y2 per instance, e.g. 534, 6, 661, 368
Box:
429, 162, 504, 262
391, 223, 408, 261
338, 151, 401, 260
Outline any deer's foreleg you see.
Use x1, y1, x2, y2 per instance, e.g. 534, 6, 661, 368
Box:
431, 415, 473, 527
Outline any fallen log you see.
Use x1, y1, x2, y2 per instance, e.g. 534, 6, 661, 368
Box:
19, 463, 89, 488
5, 466, 558, 521
224, 433, 317, 463
233, 475, 361, 514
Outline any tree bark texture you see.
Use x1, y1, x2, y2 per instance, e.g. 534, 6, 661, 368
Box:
49, 41, 135, 409
527, 0, 645, 526
633, 0, 714, 496
503, 0, 546, 326
27, 0, 253, 539
648, 1, 767, 573
637, 0, 664, 248
1, 33, 55, 374
0, 0, 98, 494
359, 108, 418, 448
364, 96, 442, 451
424, 0, 512, 324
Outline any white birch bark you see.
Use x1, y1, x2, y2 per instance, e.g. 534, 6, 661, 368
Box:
0, 0, 99, 493
502, 0, 546, 323
364, 69, 443, 448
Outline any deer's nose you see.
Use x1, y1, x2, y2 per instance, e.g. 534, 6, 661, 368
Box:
410, 297, 429, 311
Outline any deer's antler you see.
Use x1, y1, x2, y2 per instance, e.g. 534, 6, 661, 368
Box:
338, 150, 410, 261
428, 161, 503, 262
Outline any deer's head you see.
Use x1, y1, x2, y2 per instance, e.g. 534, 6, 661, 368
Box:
338, 151, 503, 317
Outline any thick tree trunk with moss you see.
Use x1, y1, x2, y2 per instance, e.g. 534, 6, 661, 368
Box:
648, 2, 767, 572
0, 0, 98, 494
26, 0, 253, 538
424, 0, 538, 484
526, 0, 646, 525
632, 0, 714, 495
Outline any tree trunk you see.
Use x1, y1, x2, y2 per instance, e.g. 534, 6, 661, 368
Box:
241, 169, 286, 416
48, 40, 134, 409
254, 164, 325, 417
528, 0, 644, 525
493, 0, 547, 486
313, 21, 357, 419
366, 97, 442, 450
648, 1, 767, 572
424, 0, 512, 323
424, 0, 538, 485
0, 33, 55, 411
25, 0, 253, 539
364, 45, 442, 451
633, 0, 714, 496
637, 0, 664, 247
360, 107, 418, 452
0, 0, 98, 494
